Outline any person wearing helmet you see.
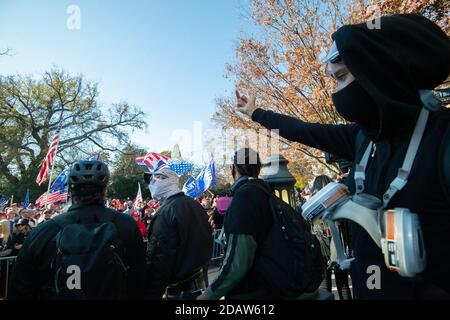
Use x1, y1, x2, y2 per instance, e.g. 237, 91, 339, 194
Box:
143, 167, 212, 299
235, 14, 450, 299
8, 160, 146, 299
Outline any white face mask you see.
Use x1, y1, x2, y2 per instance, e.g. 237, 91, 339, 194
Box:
149, 176, 180, 202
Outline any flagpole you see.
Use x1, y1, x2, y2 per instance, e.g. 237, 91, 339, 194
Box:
44, 154, 58, 209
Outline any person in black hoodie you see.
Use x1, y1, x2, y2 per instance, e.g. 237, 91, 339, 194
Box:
235, 14, 450, 299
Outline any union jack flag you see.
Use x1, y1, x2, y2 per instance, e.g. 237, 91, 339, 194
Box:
36, 127, 61, 186
135, 151, 170, 172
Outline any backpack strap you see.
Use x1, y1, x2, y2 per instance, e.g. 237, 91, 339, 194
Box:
51, 208, 118, 231
248, 180, 272, 196
250, 181, 295, 243
50, 214, 72, 231
353, 129, 373, 195
382, 107, 430, 208
354, 142, 373, 195
353, 94, 437, 207
247, 181, 280, 222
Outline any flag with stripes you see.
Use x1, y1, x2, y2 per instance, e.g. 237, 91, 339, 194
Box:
35, 167, 69, 207
35, 191, 68, 208
135, 151, 170, 172
35, 153, 102, 208
134, 183, 143, 208
36, 127, 61, 186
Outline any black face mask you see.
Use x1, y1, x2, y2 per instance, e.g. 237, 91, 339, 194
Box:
332, 80, 379, 134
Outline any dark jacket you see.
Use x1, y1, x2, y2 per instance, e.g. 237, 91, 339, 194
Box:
8, 204, 146, 299
212, 208, 224, 229
251, 14, 450, 299
252, 108, 450, 299
206, 177, 274, 299
6, 232, 28, 256
145, 192, 212, 299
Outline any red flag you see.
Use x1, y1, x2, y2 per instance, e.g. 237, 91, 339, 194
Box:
36, 128, 61, 186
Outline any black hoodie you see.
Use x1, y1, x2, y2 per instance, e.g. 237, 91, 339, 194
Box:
332, 14, 450, 141
251, 14, 450, 299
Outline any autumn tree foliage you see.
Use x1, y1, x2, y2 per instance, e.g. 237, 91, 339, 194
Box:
213, 0, 449, 183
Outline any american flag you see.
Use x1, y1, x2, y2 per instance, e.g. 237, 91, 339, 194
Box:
135, 152, 170, 172
35, 167, 69, 208
35, 154, 101, 208
35, 191, 68, 208
134, 183, 143, 208
36, 127, 61, 186
167, 159, 193, 176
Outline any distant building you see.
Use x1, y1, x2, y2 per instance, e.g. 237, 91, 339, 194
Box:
172, 144, 182, 159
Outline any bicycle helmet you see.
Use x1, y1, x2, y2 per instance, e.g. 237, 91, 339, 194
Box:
68, 160, 110, 191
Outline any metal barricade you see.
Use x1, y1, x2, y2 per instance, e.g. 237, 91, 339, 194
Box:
143, 238, 150, 253
211, 228, 225, 262
0, 256, 17, 300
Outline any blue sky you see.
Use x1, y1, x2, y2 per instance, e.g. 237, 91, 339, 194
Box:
0, 0, 253, 163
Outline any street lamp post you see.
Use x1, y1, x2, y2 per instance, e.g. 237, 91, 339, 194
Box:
261, 154, 297, 209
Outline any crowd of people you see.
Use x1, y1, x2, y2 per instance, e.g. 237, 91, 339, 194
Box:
0, 193, 229, 259
1, 204, 64, 257
1, 152, 341, 300
1, 13, 449, 300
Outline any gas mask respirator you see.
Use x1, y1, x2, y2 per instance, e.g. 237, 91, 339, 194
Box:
302, 182, 426, 277
301, 90, 443, 278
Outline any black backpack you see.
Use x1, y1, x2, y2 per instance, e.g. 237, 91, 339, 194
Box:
46, 215, 129, 299
252, 182, 324, 299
